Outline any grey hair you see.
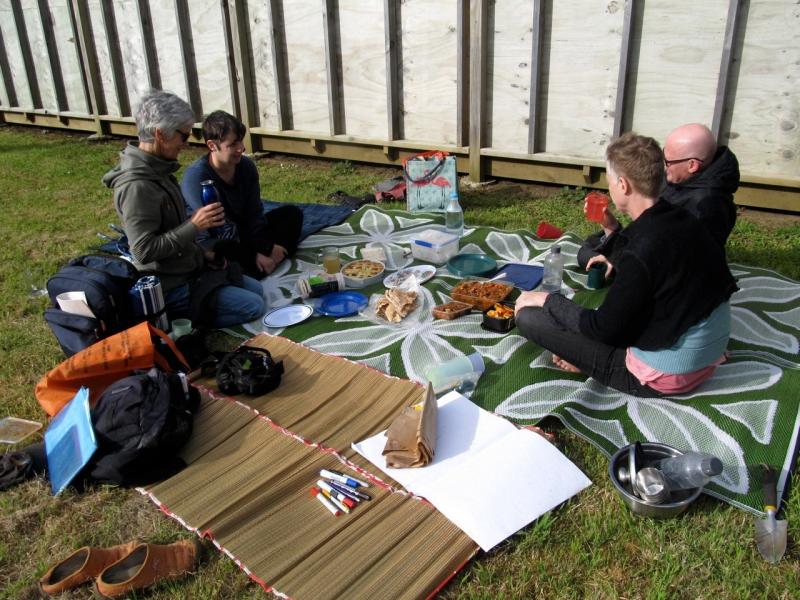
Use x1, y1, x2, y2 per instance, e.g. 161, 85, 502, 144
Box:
134, 90, 195, 142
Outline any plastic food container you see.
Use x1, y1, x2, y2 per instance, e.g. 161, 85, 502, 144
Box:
432, 301, 473, 320
482, 303, 515, 332
452, 280, 513, 311
410, 229, 460, 264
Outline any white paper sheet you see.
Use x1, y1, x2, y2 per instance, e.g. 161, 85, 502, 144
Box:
56, 291, 96, 318
352, 392, 592, 551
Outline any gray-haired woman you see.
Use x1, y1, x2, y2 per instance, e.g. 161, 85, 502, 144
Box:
103, 90, 266, 329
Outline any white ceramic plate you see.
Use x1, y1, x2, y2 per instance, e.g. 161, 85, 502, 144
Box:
262, 304, 314, 328
383, 265, 437, 288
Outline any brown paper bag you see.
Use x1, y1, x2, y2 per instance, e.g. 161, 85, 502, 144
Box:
382, 384, 437, 468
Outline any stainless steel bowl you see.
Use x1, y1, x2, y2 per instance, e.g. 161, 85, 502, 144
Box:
609, 442, 702, 518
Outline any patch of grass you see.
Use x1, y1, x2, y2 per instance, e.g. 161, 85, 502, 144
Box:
0, 125, 798, 599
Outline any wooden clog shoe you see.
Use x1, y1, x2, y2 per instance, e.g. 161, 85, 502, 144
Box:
38, 541, 139, 597
94, 539, 202, 598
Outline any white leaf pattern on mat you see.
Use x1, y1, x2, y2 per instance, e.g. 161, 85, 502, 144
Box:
672, 361, 783, 399
396, 216, 435, 229
486, 231, 533, 264
627, 398, 748, 493
474, 335, 528, 364
495, 379, 627, 420
711, 400, 778, 445
565, 408, 629, 448
356, 353, 392, 374
731, 276, 800, 305
730, 307, 799, 354
303, 286, 502, 383
765, 306, 800, 331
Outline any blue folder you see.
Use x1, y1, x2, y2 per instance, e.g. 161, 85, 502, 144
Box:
44, 387, 97, 495
494, 263, 544, 291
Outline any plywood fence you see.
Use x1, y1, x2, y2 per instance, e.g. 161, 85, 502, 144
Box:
0, 0, 798, 210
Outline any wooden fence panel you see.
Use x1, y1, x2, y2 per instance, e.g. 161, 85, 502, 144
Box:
338, 0, 387, 140
400, 0, 458, 146
114, 0, 149, 110
0, 0, 33, 107
0, 0, 797, 207
728, 0, 800, 178
189, 0, 233, 116
51, 0, 87, 114
19, 0, 56, 110
247, 0, 279, 130
486, 0, 533, 154
629, 0, 728, 141
86, 0, 119, 115
282, 0, 327, 132
148, 0, 188, 102
541, 1, 622, 158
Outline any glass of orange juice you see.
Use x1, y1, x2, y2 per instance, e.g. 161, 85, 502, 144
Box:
321, 246, 341, 274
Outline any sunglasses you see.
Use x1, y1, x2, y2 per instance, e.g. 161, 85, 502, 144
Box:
176, 129, 191, 143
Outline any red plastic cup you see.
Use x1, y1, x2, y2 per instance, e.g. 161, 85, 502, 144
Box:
536, 221, 563, 239
585, 191, 609, 223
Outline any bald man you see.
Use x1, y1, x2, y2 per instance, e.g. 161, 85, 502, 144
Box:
577, 123, 740, 269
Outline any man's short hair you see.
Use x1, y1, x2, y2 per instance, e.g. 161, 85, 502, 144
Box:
134, 90, 194, 143
605, 132, 664, 198
202, 111, 246, 143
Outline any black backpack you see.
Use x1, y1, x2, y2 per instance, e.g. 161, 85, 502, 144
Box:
216, 347, 285, 396
82, 368, 201, 487
44, 255, 141, 356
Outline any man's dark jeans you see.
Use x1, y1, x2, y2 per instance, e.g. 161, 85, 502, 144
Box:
516, 306, 663, 398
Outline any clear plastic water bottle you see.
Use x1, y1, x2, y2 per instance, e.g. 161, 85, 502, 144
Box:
445, 190, 464, 238
656, 452, 723, 491
541, 245, 565, 293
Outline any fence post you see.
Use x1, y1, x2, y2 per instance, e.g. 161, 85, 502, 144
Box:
221, 0, 256, 150
69, 0, 107, 137
468, 0, 487, 183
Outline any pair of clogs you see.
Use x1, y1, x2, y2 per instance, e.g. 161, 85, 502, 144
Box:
38, 539, 202, 598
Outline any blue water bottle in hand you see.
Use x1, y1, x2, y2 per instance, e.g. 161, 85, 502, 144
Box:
200, 179, 222, 236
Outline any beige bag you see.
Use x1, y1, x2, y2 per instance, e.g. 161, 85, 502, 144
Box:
382, 384, 437, 468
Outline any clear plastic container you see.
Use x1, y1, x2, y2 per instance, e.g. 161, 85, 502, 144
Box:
410, 229, 460, 264
425, 352, 485, 394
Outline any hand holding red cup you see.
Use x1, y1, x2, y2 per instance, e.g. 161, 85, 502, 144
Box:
584, 191, 609, 223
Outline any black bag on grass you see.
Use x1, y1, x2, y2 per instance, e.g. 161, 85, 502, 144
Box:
216, 347, 284, 396
45, 254, 141, 356
82, 368, 200, 487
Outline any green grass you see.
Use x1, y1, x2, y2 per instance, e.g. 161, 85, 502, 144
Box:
1, 125, 799, 599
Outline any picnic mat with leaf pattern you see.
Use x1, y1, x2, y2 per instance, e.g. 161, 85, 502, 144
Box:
240, 206, 800, 515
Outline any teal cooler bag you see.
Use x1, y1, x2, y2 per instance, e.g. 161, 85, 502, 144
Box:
403, 151, 457, 212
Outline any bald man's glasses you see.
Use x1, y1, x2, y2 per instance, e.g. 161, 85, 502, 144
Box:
664, 156, 703, 168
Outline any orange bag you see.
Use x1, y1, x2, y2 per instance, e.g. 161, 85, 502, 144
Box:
35, 321, 189, 417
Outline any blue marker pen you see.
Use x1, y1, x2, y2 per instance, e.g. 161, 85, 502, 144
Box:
328, 479, 372, 501
326, 480, 362, 503
319, 469, 365, 488
320, 468, 369, 489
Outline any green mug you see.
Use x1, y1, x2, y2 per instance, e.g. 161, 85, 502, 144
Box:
587, 263, 606, 289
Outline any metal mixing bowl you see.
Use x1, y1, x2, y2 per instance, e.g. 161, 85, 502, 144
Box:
609, 442, 702, 518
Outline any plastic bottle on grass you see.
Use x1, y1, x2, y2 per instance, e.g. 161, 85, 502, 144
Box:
656, 452, 723, 491
445, 190, 464, 238
426, 352, 485, 395
541, 245, 565, 293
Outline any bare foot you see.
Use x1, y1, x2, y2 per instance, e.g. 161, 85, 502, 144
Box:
552, 354, 582, 374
